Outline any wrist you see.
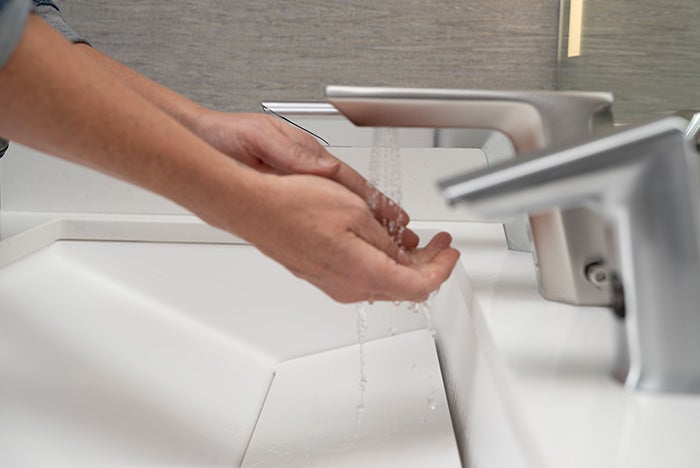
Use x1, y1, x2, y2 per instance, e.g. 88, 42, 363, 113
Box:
180, 155, 269, 237
177, 101, 210, 136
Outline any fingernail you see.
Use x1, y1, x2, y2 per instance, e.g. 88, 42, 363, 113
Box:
317, 156, 337, 168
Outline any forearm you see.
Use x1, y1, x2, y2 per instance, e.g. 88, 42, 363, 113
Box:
0, 16, 257, 231
0, 15, 459, 303
74, 43, 209, 134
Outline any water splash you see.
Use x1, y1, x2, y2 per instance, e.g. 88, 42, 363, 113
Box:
367, 127, 438, 340
354, 128, 442, 429
367, 128, 406, 247
408, 299, 437, 339
368, 128, 402, 207
355, 301, 368, 428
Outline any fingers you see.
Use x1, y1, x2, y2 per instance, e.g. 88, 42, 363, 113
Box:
401, 227, 420, 250
272, 136, 415, 250
263, 136, 341, 176
373, 241, 460, 303
332, 163, 412, 229
259, 118, 458, 303
350, 210, 411, 266
265, 118, 415, 246
409, 231, 454, 263
265, 117, 341, 176
344, 227, 460, 303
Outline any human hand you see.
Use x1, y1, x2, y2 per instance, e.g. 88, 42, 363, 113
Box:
195, 111, 339, 175
224, 172, 460, 303
195, 111, 419, 248
0, 17, 449, 303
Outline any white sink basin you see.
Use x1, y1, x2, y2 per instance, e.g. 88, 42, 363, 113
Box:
0, 217, 531, 467
8, 212, 696, 468
3, 134, 700, 467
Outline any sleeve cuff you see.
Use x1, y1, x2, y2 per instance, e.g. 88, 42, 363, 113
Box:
33, 3, 90, 46
0, 0, 32, 70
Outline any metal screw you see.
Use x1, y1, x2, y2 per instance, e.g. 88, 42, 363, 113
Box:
585, 262, 610, 289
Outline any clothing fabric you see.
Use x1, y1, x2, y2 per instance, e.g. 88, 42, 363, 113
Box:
32, 1, 89, 46
0, 0, 89, 157
0, 0, 31, 71
0, 0, 30, 157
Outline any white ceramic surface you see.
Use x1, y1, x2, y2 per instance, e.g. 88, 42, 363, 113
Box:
3, 137, 700, 467
448, 222, 700, 468
0, 220, 486, 467
0, 143, 487, 227
242, 330, 461, 467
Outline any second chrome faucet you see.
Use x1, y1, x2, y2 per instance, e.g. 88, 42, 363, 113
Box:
438, 116, 700, 394
326, 86, 700, 393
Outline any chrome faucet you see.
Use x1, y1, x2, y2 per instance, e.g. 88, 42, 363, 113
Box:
0, 137, 8, 158
324, 85, 614, 307
676, 110, 700, 150
439, 116, 700, 393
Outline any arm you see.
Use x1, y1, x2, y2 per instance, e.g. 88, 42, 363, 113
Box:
0, 16, 459, 302
73, 44, 339, 174
73, 43, 419, 247
33, 0, 313, 175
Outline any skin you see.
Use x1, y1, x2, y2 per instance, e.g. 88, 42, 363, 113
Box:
0, 15, 460, 303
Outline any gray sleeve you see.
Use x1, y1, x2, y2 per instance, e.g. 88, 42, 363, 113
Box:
0, 0, 31, 158
0, 0, 32, 70
0, 0, 90, 158
32, 1, 90, 45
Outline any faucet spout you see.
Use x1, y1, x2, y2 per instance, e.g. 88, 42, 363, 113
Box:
326, 85, 615, 307
439, 116, 700, 393
326, 85, 613, 154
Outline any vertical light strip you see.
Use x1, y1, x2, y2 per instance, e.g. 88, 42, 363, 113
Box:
567, 0, 584, 57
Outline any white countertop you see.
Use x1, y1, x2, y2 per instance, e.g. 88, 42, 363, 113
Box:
6, 131, 700, 467
2, 208, 700, 467
430, 220, 700, 468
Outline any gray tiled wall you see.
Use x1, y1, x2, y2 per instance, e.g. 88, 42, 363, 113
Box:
558, 0, 700, 123
58, 0, 560, 112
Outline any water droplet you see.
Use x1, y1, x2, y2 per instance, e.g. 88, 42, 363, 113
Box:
356, 402, 366, 429
407, 301, 438, 337
355, 301, 369, 428
359, 376, 367, 391
428, 398, 437, 411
